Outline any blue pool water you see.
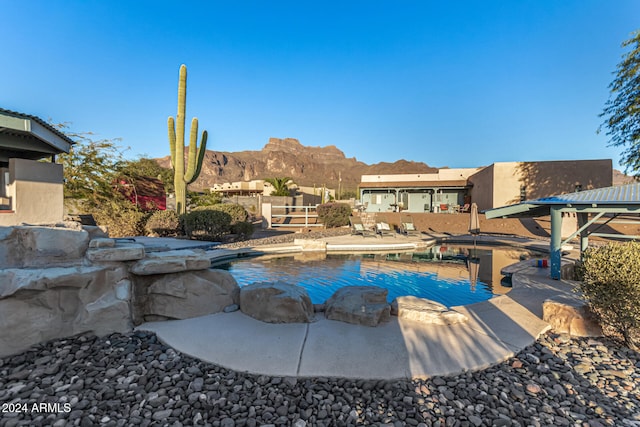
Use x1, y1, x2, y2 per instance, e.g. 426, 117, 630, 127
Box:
213, 245, 535, 307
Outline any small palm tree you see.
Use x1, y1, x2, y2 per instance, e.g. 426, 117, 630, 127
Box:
265, 177, 292, 196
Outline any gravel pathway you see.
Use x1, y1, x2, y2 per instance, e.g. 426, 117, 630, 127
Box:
1, 331, 638, 427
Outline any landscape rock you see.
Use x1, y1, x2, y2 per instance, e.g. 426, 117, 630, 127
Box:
0, 226, 89, 268
543, 296, 603, 337
391, 296, 468, 325
86, 242, 145, 262
129, 249, 211, 275
88, 238, 115, 248
0, 265, 131, 357
133, 269, 240, 323
240, 281, 314, 323
1, 330, 639, 427
325, 286, 390, 327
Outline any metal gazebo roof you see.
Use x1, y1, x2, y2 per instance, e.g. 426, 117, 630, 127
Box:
484, 182, 640, 279
485, 182, 640, 219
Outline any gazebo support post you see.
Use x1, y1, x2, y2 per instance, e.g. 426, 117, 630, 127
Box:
550, 206, 563, 280
577, 212, 589, 259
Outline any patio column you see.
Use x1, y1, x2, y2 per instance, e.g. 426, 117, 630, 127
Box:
577, 212, 589, 259
550, 206, 563, 280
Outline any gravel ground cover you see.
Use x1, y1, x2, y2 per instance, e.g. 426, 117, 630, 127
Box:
1, 330, 638, 427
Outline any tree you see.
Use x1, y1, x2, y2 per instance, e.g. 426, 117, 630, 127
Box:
55, 125, 127, 207
600, 30, 640, 176
265, 177, 292, 196
120, 157, 174, 193
55, 124, 150, 237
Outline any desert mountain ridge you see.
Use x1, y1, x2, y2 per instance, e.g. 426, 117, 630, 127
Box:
157, 137, 635, 192
156, 137, 438, 192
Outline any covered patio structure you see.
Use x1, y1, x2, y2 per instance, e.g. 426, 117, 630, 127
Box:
484, 183, 640, 280
0, 108, 74, 225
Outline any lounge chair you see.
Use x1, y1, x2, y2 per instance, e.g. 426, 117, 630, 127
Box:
350, 216, 376, 237
375, 221, 395, 238
400, 214, 421, 236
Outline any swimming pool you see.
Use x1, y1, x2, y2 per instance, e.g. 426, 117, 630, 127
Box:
213, 245, 537, 307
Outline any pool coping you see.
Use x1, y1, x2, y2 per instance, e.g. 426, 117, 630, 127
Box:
139, 234, 579, 380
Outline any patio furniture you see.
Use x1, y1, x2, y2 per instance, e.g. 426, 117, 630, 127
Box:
375, 221, 395, 238
400, 214, 421, 236
350, 216, 376, 237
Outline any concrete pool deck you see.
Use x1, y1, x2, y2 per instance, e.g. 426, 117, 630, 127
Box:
138, 233, 580, 379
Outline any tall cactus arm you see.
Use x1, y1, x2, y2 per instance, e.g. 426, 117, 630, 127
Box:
168, 117, 176, 169
189, 130, 208, 184
184, 117, 207, 184
185, 117, 199, 181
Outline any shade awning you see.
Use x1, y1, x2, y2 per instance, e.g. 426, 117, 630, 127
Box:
0, 108, 74, 162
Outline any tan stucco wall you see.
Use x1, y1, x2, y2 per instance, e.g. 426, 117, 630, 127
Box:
520, 159, 612, 200
469, 159, 613, 210
467, 164, 495, 211
0, 158, 64, 226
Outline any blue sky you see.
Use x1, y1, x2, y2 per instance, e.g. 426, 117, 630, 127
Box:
2, 1, 638, 170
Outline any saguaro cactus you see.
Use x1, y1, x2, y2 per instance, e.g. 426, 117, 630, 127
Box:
168, 64, 208, 215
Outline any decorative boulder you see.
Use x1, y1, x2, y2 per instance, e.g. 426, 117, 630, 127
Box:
0, 226, 90, 268
325, 286, 390, 327
86, 240, 145, 262
0, 265, 131, 357
543, 296, 603, 337
129, 249, 211, 275
240, 281, 314, 323
391, 296, 468, 325
133, 269, 240, 323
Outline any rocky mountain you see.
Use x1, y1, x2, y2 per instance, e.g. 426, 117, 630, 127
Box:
613, 169, 637, 186
157, 137, 437, 192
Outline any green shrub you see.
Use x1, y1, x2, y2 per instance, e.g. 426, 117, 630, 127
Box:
193, 203, 248, 224
92, 205, 149, 238
145, 209, 181, 236
231, 221, 254, 240
181, 209, 232, 241
317, 202, 352, 228
579, 241, 640, 348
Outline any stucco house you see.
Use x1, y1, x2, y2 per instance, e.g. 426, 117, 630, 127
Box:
359, 159, 613, 213
0, 108, 74, 226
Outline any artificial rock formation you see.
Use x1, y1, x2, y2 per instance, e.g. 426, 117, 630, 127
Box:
133, 269, 240, 323
542, 296, 603, 337
0, 225, 89, 268
391, 296, 468, 325
325, 286, 390, 327
0, 224, 237, 357
0, 264, 131, 357
129, 249, 211, 275
240, 281, 314, 323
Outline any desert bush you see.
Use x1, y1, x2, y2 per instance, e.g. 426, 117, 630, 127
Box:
200, 203, 249, 225
92, 204, 150, 237
579, 241, 640, 348
181, 209, 232, 241
231, 221, 254, 240
145, 209, 181, 236
317, 202, 352, 228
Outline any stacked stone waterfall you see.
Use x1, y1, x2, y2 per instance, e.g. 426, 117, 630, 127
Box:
0, 225, 239, 358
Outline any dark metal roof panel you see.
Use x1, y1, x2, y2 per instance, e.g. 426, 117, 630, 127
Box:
527, 182, 640, 205
0, 107, 75, 146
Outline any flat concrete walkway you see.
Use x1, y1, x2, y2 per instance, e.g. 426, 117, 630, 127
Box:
138, 239, 579, 379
